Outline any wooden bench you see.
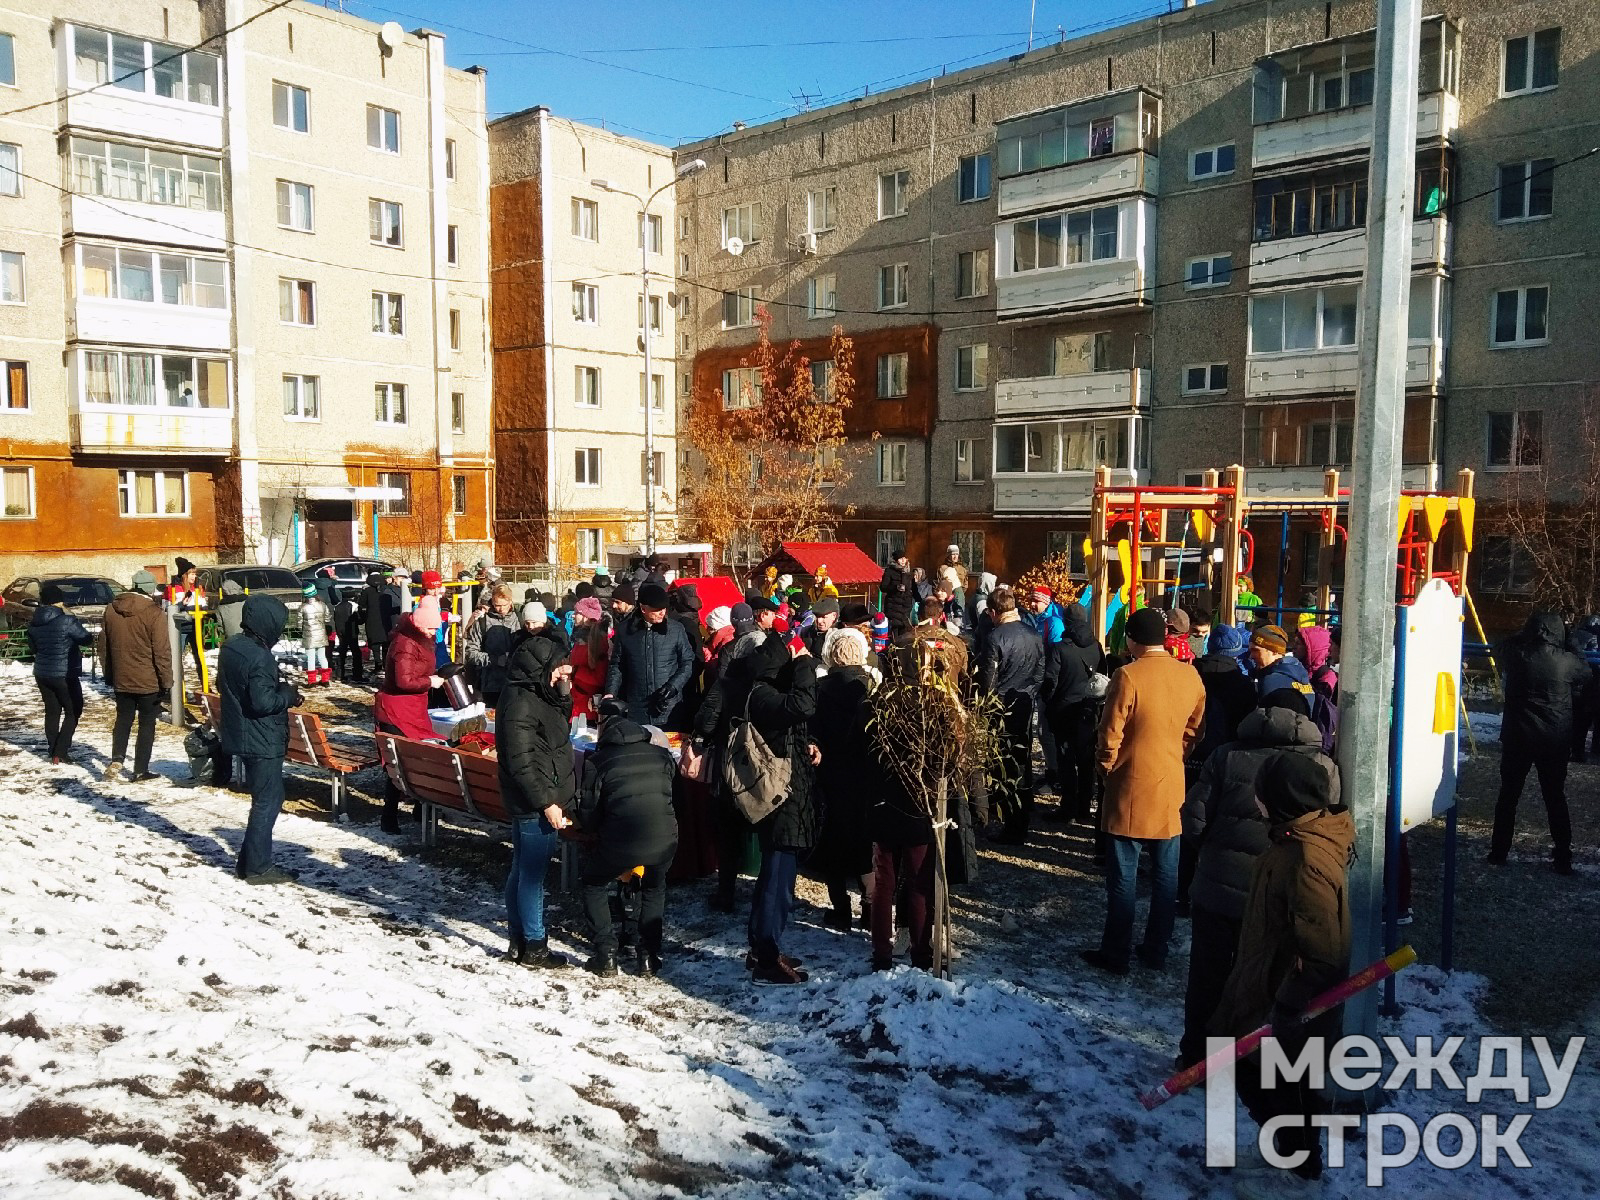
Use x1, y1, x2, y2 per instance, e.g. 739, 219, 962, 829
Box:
375, 732, 510, 847
199, 693, 378, 822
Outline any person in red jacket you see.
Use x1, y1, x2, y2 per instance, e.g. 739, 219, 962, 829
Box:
569, 614, 612, 724
374, 595, 444, 833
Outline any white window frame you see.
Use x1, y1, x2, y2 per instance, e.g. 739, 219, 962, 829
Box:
368, 199, 403, 248
1248, 285, 1360, 355
638, 212, 663, 255
957, 153, 992, 203
1496, 159, 1554, 223
1010, 204, 1121, 272
1, 359, 27, 412
877, 262, 909, 310
1, 465, 34, 519
272, 81, 310, 132
721, 203, 756, 246
1185, 253, 1233, 290
572, 282, 598, 324
78, 349, 229, 410
956, 343, 989, 391
374, 382, 407, 426
722, 367, 762, 411
722, 288, 757, 329
70, 138, 222, 212
1190, 143, 1237, 181
282, 373, 320, 422
955, 437, 984, 484
809, 359, 836, 404
371, 291, 404, 337
0, 249, 23, 304
678, 251, 690, 275
575, 365, 601, 408
0, 142, 19, 197
275, 179, 313, 231
444, 138, 456, 180
451, 391, 465, 435
1485, 410, 1542, 470
278, 277, 316, 326
577, 527, 603, 566
637, 292, 664, 334
1489, 285, 1550, 349
1501, 28, 1561, 98
877, 440, 908, 486
954, 530, 985, 576
1182, 363, 1230, 395
73, 245, 227, 310
877, 352, 909, 399
874, 529, 906, 566
0, 32, 14, 89
366, 104, 401, 153
956, 248, 991, 299
639, 372, 665, 413
877, 170, 910, 220
376, 471, 410, 516
572, 197, 599, 241
806, 187, 836, 234
449, 308, 461, 351
807, 274, 837, 320
575, 447, 601, 488
117, 469, 188, 518
640, 449, 666, 487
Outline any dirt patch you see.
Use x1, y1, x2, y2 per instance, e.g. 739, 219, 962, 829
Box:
408, 1139, 475, 1176
55, 1158, 180, 1200
449, 1093, 533, 1134
0, 1012, 47, 1040
18, 969, 55, 983
95, 979, 142, 997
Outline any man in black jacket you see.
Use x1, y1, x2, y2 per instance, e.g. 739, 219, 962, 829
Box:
219, 595, 300, 884
575, 701, 679, 976
1041, 602, 1105, 822
666, 583, 705, 729
27, 583, 95, 764
880, 552, 915, 636
605, 583, 695, 730
1491, 612, 1588, 874
980, 587, 1045, 844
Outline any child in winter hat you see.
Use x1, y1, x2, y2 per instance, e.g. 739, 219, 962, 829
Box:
870, 612, 890, 653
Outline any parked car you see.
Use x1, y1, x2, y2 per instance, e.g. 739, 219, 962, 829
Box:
194, 565, 305, 634
293, 558, 394, 596
1, 575, 123, 637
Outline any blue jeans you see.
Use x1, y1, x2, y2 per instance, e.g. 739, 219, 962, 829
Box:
236, 754, 286, 878
748, 848, 800, 966
506, 815, 559, 942
1100, 834, 1179, 966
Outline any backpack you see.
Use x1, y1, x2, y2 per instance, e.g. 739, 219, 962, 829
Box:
720, 690, 792, 825
1309, 679, 1339, 756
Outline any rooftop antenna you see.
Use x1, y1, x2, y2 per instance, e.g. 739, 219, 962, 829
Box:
791, 87, 818, 112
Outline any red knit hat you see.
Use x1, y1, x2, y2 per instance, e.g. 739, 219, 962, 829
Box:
419, 569, 444, 589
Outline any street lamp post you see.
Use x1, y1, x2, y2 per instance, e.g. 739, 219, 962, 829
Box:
592, 157, 707, 557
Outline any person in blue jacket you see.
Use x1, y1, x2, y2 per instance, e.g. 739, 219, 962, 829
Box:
27, 582, 96, 764
1248, 625, 1311, 698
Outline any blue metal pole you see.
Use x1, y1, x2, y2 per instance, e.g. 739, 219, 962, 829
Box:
290, 508, 300, 565
1277, 510, 1290, 620
1383, 603, 1406, 1016
1442, 803, 1457, 972
372, 503, 381, 559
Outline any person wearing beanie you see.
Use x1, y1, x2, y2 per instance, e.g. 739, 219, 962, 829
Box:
1083, 603, 1205, 975
610, 580, 638, 621
801, 594, 840, 657
1208, 751, 1354, 1189
167, 558, 207, 676
604, 577, 694, 729
870, 612, 890, 654
879, 551, 915, 637
1249, 624, 1311, 699
1186, 609, 1213, 661
1164, 606, 1195, 665
98, 573, 173, 783
978, 587, 1045, 844
373, 595, 446, 833
298, 581, 333, 686
666, 584, 707, 728
811, 627, 878, 934
1039, 601, 1106, 824
574, 596, 604, 626
27, 580, 96, 765
357, 571, 398, 682
416, 569, 455, 671
1193, 622, 1259, 764
937, 543, 969, 609
1024, 585, 1068, 785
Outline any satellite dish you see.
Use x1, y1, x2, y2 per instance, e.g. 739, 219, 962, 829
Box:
726, 237, 744, 257
378, 21, 403, 52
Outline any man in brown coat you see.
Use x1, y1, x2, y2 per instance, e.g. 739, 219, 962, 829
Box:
1082, 606, 1205, 974
1209, 752, 1355, 1192
98, 571, 173, 783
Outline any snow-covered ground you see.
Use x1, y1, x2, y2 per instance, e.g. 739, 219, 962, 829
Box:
0, 662, 1595, 1199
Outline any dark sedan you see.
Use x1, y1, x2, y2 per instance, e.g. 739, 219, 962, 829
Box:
1, 575, 123, 637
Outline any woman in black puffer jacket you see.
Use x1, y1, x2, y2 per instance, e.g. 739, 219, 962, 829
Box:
27, 584, 95, 764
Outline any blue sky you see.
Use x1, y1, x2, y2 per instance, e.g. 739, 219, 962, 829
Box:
344, 0, 1181, 144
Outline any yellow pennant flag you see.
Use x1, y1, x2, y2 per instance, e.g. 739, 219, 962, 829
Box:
1397, 501, 1412, 545
1422, 495, 1449, 543
1191, 508, 1213, 542
1456, 497, 1476, 551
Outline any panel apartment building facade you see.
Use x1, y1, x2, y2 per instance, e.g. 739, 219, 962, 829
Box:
674, 0, 1597, 601
489, 108, 680, 570
0, 0, 491, 583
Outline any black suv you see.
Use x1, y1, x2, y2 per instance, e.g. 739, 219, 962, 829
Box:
1, 575, 122, 636
195, 565, 306, 634
293, 558, 394, 595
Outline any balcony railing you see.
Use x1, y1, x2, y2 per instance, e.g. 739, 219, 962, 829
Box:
1253, 90, 1457, 170
998, 153, 1158, 218
995, 368, 1147, 418
995, 468, 1141, 515
1247, 464, 1439, 495
1246, 341, 1441, 398
1249, 216, 1449, 286
71, 405, 234, 456
66, 193, 226, 251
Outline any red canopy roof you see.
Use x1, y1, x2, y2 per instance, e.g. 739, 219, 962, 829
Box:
671, 574, 743, 616
778, 542, 883, 586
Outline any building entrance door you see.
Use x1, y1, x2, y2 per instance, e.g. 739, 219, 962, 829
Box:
304, 500, 354, 558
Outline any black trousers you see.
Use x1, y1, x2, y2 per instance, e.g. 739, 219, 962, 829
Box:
111, 691, 162, 774
1047, 702, 1098, 820
582, 857, 668, 959
37, 675, 85, 759
1180, 903, 1243, 1064
1234, 1009, 1340, 1179
1492, 744, 1573, 862
998, 692, 1036, 840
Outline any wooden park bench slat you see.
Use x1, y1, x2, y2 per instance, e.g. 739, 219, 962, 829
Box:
376, 732, 512, 848
201, 693, 377, 822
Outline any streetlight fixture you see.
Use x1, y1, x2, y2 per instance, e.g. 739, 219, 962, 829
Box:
592, 157, 708, 557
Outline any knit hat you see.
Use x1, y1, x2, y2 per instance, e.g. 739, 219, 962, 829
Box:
1261, 687, 1312, 718
826, 627, 869, 668
1166, 607, 1191, 634
575, 597, 603, 622
1031, 586, 1053, 602
1297, 626, 1332, 672
419, 569, 444, 590
131, 570, 160, 596
1260, 752, 1333, 823
301, 583, 318, 597
521, 601, 548, 628
947, 544, 960, 555
705, 605, 733, 633
40, 583, 66, 605
870, 612, 890, 652
575, 582, 594, 600
613, 581, 637, 605
1125, 606, 1167, 647
175, 557, 195, 576
638, 582, 669, 610
412, 595, 443, 634
1209, 624, 1249, 657
1251, 624, 1290, 655
812, 596, 840, 617
841, 601, 872, 627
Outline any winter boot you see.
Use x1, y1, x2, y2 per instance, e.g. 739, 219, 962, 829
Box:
505, 934, 525, 962
380, 799, 402, 835
587, 952, 619, 977
104, 761, 125, 783
751, 959, 809, 986
517, 938, 569, 968
635, 947, 661, 976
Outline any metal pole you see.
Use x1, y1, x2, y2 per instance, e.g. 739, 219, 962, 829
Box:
642, 218, 656, 555
1341, 0, 1421, 1046
165, 608, 184, 727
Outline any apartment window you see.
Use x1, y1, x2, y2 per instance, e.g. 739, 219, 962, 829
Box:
81, 350, 227, 409
449, 309, 461, 351
640, 373, 665, 412
67, 28, 218, 104
276, 180, 313, 231
1190, 143, 1236, 180
1502, 28, 1560, 96
1183, 363, 1229, 395
1478, 535, 1534, 595
877, 352, 909, 399
874, 529, 907, 566
806, 187, 836, 233
955, 438, 984, 484
76, 246, 226, 309
877, 262, 909, 310
1054, 331, 1111, 375
371, 291, 404, 336
954, 531, 985, 575
956, 249, 990, 299
2, 361, 27, 411
807, 274, 837, 319
1011, 205, 1119, 271
451, 392, 465, 434
0, 250, 21, 303
678, 251, 690, 276
956, 343, 989, 391
1, 466, 31, 518
1491, 286, 1549, 348
1186, 254, 1233, 290
878, 170, 910, 219
572, 283, 598, 324
281, 374, 319, 421
272, 81, 309, 132
366, 105, 400, 153
637, 293, 664, 334
575, 365, 601, 407
0, 32, 13, 87
376, 472, 410, 516
815, 443, 839, 485
446, 225, 459, 266
1249, 285, 1359, 354
577, 528, 603, 566
996, 418, 1136, 474
1252, 167, 1370, 241
68, 139, 222, 211
117, 469, 187, 517
368, 200, 402, 247
0, 143, 17, 197
679, 214, 690, 240
877, 441, 908, 486
1486, 411, 1542, 469
722, 366, 762, 410
575, 448, 601, 487
1497, 159, 1554, 222
722, 288, 757, 328
640, 450, 666, 487
809, 359, 836, 404
444, 138, 457, 180
958, 153, 992, 203
638, 212, 663, 254
681, 372, 691, 398
374, 383, 407, 426
571, 197, 599, 241
452, 474, 468, 516
278, 278, 315, 326
722, 203, 756, 246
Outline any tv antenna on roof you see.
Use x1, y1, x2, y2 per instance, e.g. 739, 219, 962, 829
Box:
791, 87, 818, 112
